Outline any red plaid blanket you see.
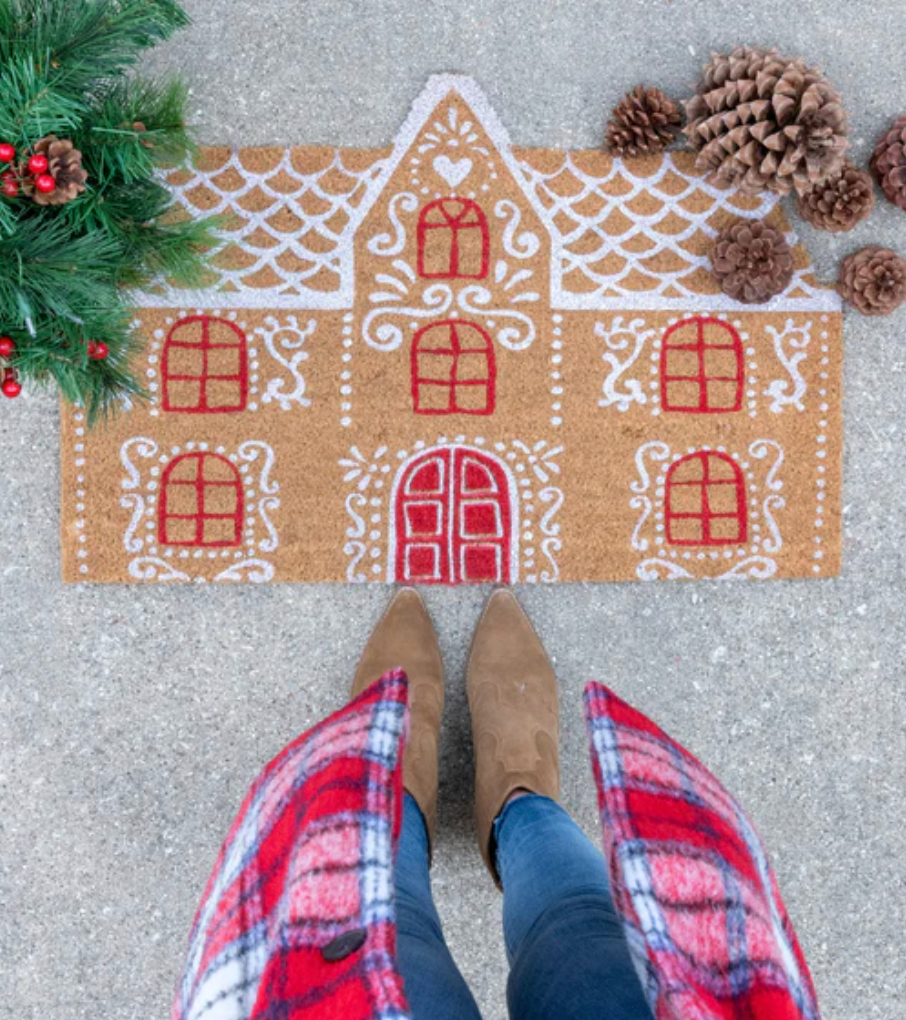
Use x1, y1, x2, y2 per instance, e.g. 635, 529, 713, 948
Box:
583, 682, 822, 1020
173, 672, 822, 1020
172, 670, 410, 1020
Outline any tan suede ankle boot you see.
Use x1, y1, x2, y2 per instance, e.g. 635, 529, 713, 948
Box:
351, 588, 444, 857
467, 589, 560, 886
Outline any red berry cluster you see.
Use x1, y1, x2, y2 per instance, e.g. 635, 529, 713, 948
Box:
87, 340, 109, 360
0, 335, 21, 398
0, 142, 55, 198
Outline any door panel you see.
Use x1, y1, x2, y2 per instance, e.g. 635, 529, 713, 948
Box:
395, 447, 512, 584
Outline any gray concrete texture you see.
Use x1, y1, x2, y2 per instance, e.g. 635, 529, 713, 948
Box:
2, 2, 905, 1018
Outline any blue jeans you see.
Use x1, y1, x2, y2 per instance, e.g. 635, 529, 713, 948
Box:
394, 792, 652, 1020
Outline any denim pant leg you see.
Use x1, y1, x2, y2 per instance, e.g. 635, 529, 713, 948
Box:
493, 794, 652, 1020
394, 793, 483, 1020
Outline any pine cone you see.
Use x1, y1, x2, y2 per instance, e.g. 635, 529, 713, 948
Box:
684, 46, 849, 196
797, 161, 875, 232
710, 218, 795, 303
837, 246, 906, 316
28, 135, 88, 206
870, 114, 906, 212
606, 86, 683, 157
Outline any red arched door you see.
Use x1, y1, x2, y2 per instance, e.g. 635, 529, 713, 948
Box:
394, 447, 513, 584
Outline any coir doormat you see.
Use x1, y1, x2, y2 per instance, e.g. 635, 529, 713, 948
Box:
62, 75, 843, 585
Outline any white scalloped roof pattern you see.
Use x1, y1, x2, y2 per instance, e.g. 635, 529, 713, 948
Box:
136, 76, 839, 313
512, 148, 835, 310
148, 146, 390, 309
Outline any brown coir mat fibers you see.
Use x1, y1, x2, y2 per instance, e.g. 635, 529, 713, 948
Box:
62, 76, 843, 585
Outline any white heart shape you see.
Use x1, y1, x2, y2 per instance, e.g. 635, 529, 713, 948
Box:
433, 155, 473, 188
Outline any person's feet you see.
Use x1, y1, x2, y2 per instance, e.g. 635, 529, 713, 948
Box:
467, 590, 560, 886
351, 588, 444, 858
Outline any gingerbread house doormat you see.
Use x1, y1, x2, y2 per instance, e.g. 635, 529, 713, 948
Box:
62, 76, 843, 585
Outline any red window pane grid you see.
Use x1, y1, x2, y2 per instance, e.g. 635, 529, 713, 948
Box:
162, 315, 249, 414
411, 320, 496, 416
417, 198, 490, 280
660, 317, 744, 414
159, 452, 244, 547
665, 451, 747, 547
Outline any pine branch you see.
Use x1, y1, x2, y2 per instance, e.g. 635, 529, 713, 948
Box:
80, 77, 195, 184
119, 217, 218, 288
0, 52, 84, 141
0, 0, 206, 418
0, 216, 124, 324
1, 0, 189, 96
0, 196, 16, 234
6, 305, 147, 423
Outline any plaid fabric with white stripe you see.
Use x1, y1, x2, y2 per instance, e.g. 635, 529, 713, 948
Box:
583, 681, 824, 1020
172, 671, 412, 1020
583, 682, 822, 1020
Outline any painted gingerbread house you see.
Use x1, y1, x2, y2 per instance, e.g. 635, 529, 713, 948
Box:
62, 75, 843, 584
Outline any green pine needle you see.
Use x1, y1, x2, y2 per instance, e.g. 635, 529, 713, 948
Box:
0, 0, 210, 420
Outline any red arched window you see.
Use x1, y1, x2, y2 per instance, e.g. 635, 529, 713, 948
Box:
394, 447, 513, 584
412, 319, 496, 415
417, 198, 490, 279
159, 452, 244, 547
162, 315, 248, 413
660, 317, 743, 413
666, 451, 747, 546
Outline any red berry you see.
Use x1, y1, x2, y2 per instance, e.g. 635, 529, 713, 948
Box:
1, 170, 14, 181
1, 375, 22, 398
88, 340, 109, 360
34, 173, 56, 194
0, 336, 15, 357
2, 181, 17, 197
0, 143, 14, 163
27, 153, 49, 174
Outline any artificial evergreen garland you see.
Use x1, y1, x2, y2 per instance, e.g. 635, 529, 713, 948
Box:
0, 0, 213, 420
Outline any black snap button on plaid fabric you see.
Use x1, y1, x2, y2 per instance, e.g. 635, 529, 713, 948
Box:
321, 928, 367, 962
